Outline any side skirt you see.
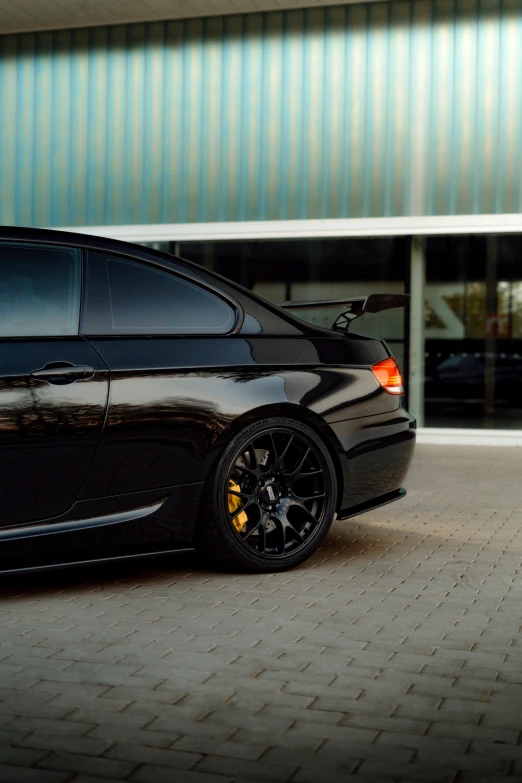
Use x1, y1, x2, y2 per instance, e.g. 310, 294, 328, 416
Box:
0, 498, 168, 542
0, 546, 196, 577
0, 481, 204, 574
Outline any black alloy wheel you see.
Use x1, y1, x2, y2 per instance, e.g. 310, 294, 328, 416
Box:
198, 417, 337, 572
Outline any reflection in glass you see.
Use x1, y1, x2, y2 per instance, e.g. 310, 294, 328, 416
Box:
0, 243, 81, 336
105, 257, 236, 333
425, 235, 522, 428
179, 238, 408, 372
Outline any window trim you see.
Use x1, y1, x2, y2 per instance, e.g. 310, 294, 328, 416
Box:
81, 249, 243, 337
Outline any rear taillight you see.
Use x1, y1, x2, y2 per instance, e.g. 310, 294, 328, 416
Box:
372, 357, 404, 395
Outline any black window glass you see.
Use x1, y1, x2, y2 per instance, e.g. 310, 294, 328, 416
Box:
179, 238, 407, 370
87, 254, 235, 335
0, 243, 81, 337
425, 234, 522, 428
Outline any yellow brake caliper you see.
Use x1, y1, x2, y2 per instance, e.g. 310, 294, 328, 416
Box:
228, 480, 248, 532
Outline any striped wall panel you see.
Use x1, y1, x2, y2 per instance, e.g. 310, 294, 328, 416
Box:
0, 0, 520, 227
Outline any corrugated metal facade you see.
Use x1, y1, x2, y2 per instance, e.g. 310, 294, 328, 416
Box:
0, 0, 520, 227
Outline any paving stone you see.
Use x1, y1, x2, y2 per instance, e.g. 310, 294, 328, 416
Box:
39, 694, 132, 712
468, 740, 522, 760
308, 694, 363, 711
357, 759, 457, 781
29, 681, 112, 698
37, 752, 137, 778
259, 703, 347, 725
426, 721, 519, 744
129, 765, 234, 783
415, 746, 511, 772
455, 774, 515, 783
1, 655, 73, 671
268, 740, 414, 766
374, 730, 467, 753
0, 645, 63, 659
105, 741, 202, 769
7, 717, 95, 737
293, 770, 394, 783
195, 755, 296, 781
2, 446, 522, 782
14, 733, 113, 756
343, 714, 430, 735
144, 717, 235, 739
86, 724, 179, 748
202, 711, 294, 733
479, 711, 522, 730
66, 709, 155, 729
72, 777, 139, 783
0, 767, 70, 783
280, 722, 379, 745
98, 685, 186, 704
173, 687, 314, 711
173, 734, 269, 760
231, 727, 326, 751
0, 745, 50, 767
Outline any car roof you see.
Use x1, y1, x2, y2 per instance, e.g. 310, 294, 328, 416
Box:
0, 225, 168, 257
0, 223, 214, 282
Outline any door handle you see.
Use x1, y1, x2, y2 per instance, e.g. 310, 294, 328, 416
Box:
30, 363, 95, 384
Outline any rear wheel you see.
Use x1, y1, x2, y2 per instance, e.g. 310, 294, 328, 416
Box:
197, 417, 337, 572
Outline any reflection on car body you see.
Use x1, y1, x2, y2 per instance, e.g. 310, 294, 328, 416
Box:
0, 227, 416, 575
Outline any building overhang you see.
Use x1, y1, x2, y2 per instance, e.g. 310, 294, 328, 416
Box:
1, 0, 389, 36
53, 214, 522, 244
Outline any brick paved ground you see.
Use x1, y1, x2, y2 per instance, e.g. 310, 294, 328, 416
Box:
0, 445, 521, 783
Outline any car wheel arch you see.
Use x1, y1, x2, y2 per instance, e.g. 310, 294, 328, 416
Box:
203, 401, 346, 513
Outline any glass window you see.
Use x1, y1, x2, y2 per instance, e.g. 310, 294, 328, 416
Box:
180, 238, 408, 370
85, 253, 236, 335
425, 235, 522, 429
0, 243, 81, 337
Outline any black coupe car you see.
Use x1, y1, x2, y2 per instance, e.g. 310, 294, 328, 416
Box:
0, 227, 415, 574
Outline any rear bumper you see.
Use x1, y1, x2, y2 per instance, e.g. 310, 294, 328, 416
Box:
329, 408, 416, 514
337, 487, 407, 521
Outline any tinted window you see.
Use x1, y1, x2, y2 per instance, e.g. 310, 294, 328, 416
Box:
0, 243, 81, 337
85, 253, 236, 335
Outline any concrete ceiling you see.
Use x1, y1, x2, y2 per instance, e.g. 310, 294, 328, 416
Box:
0, 0, 387, 35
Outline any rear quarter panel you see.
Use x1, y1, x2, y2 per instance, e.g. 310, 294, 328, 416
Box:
80, 334, 399, 499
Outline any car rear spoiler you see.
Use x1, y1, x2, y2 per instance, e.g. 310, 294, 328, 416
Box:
280, 293, 410, 333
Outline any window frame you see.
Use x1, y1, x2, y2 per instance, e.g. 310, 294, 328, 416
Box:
81, 249, 242, 337
0, 240, 83, 340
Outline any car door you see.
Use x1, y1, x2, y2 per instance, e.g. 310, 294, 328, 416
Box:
0, 241, 109, 526
79, 250, 239, 499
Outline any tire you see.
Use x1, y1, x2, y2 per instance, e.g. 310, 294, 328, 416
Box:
196, 416, 338, 572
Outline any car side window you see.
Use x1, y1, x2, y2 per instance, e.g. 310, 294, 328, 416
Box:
0, 243, 81, 337
84, 252, 236, 335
